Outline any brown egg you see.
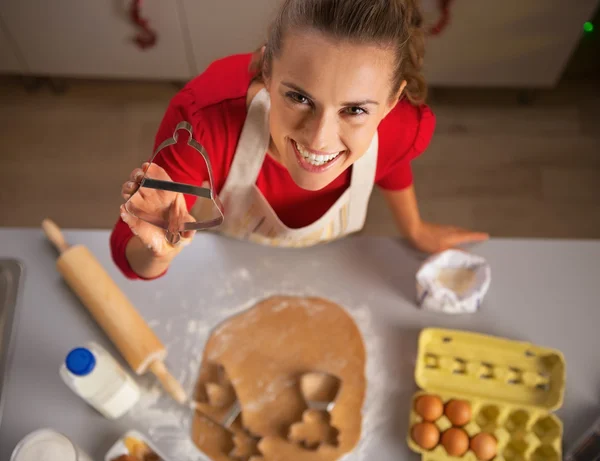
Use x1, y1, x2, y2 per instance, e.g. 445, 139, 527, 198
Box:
445, 399, 472, 426
470, 432, 498, 461
414, 394, 444, 422
411, 422, 440, 450
441, 427, 470, 457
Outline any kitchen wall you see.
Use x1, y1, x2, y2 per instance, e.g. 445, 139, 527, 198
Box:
1, 0, 598, 87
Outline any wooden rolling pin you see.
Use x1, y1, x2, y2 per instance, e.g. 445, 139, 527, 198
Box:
42, 218, 187, 404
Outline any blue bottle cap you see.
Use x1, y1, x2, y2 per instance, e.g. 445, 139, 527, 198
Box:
65, 347, 96, 376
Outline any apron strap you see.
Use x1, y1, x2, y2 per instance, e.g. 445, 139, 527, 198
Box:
346, 133, 378, 232
220, 88, 271, 192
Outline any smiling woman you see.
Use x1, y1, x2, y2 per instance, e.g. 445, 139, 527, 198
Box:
110, 0, 489, 281
260, 30, 404, 191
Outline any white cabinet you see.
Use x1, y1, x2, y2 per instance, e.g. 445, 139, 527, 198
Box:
0, 0, 193, 80
0, 0, 597, 86
422, 0, 599, 87
0, 17, 23, 73
180, 0, 277, 74
181, 0, 598, 87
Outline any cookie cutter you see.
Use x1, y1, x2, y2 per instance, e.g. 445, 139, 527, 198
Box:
124, 121, 225, 245
190, 398, 241, 429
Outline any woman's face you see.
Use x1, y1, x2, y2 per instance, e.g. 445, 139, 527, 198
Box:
265, 30, 403, 191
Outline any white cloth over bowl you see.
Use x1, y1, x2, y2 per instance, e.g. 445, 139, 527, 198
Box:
416, 249, 491, 314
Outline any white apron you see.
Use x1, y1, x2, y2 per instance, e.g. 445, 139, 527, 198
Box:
199, 88, 379, 248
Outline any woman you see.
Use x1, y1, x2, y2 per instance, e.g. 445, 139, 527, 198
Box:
111, 0, 488, 280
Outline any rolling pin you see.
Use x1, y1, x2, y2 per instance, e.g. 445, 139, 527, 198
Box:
42, 218, 187, 404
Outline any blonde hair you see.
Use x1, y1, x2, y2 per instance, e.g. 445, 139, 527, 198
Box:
250, 0, 427, 106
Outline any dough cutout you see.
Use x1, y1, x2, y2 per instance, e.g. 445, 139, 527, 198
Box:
288, 409, 340, 450
191, 295, 367, 461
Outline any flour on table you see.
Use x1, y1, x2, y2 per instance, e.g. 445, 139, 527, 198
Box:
129, 276, 391, 460
187, 320, 197, 334
232, 267, 251, 281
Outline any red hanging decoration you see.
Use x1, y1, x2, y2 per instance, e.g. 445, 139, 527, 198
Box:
129, 0, 157, 50
427, 0, 455, 37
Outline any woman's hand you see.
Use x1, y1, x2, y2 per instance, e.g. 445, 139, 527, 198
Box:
120, 162, 196, 257
407, 221, 489, 254
381, 186, 489, 254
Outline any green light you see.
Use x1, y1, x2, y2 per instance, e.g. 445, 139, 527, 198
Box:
584, 21, 594, 32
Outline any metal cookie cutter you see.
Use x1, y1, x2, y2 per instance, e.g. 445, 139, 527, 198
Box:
124, 121, 225, 245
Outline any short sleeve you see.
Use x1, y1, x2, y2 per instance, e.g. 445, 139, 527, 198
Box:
375, 102, 436, 191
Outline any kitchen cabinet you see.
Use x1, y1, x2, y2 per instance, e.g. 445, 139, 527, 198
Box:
0, 17, 23, 73
179, 0, 277, 74
0, 0, 598, 87
422, 0, 599, 87
0, 0, 193, 80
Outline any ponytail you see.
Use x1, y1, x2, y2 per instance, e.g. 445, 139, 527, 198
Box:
399, 0, 427, 105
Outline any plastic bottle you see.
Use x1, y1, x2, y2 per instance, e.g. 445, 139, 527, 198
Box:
60, 341, 140, 419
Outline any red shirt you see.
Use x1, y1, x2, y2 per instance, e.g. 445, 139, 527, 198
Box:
110, 53, 436, 279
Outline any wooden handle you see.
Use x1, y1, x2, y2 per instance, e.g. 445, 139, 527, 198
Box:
150, 360, 188, 404
44, 218, 184, 404
56, 245, 167, 374
42, 218, 69, 254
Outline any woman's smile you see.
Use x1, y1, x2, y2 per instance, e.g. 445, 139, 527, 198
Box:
290, 138, 347, 173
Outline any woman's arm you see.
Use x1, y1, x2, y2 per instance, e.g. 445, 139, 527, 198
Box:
381, 185, 489, 253
124, 235, 181, 279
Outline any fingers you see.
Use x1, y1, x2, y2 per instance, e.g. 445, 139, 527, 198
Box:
129, 168, 143, 183
167, 194, 189, 229
121, 181, 138, 200
129, 162, 150, 183
167, 194, 197, 244
180, 229, 196, 243
119, 205, 140, 236
123, 163, 151, 200
446, 230, 490, 248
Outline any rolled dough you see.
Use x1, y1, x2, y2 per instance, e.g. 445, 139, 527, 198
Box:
191, 296, 367, 460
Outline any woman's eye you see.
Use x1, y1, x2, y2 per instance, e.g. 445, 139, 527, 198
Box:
287, 92, 310, 105
344, 106, 367, 116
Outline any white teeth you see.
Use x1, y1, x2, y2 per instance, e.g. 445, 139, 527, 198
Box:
295, 141, 342, 166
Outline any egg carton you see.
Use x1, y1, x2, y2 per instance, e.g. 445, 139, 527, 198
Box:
407, 328, 566, 461
408, 391, 563, 461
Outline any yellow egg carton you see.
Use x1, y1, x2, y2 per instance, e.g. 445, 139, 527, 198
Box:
407, 328, 566, 461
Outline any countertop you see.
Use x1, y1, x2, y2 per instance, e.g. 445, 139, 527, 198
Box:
0, 228, 599, 460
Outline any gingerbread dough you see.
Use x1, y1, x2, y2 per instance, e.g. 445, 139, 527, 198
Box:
191, 296, 367, 461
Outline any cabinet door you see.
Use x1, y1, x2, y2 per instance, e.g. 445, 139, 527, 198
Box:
423, 0, 599, 87
180, 0, 276, 74
0, 16, 23, 73
0, 0, 193, 80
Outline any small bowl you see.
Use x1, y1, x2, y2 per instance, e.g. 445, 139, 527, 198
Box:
416, 249, 491, 314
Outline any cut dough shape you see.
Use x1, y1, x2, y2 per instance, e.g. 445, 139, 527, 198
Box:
230, 432, 262, 460
288, 409, 339, 449
300, 373, 341, 410
191, 296, 367, 461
